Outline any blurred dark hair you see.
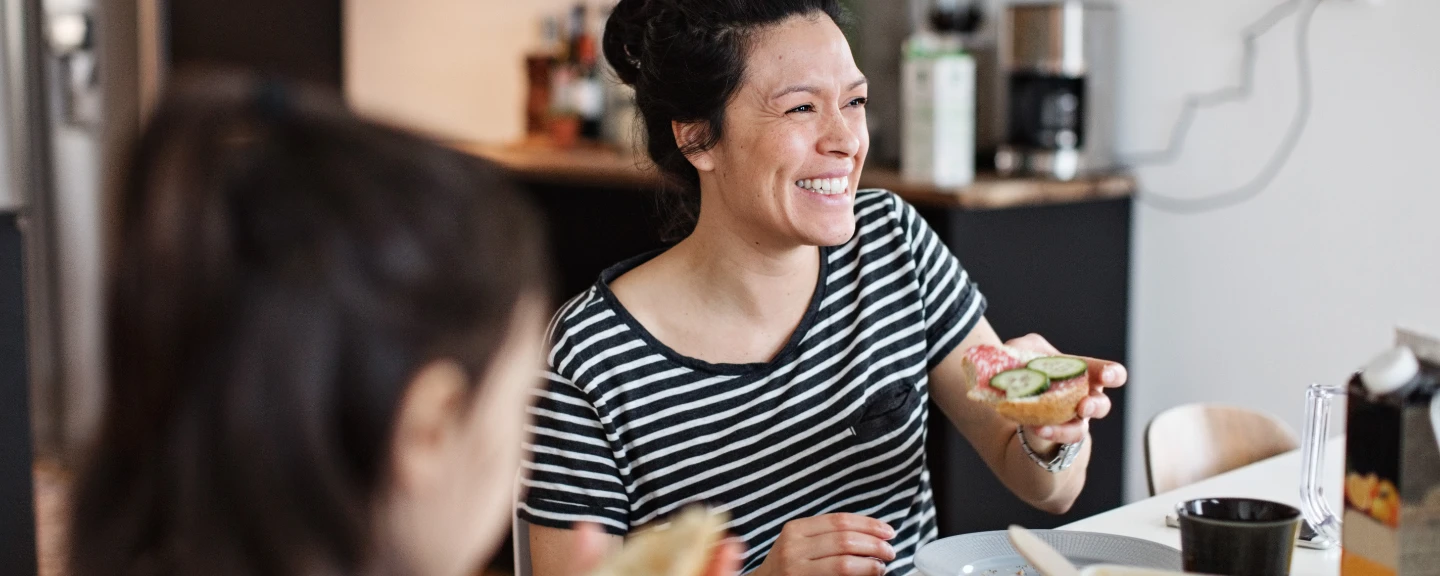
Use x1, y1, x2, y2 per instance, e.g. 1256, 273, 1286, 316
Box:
69, 73, 549, 576
602, 0, 847, 241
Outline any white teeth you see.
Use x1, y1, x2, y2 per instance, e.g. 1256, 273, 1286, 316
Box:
796, 176, 850, 195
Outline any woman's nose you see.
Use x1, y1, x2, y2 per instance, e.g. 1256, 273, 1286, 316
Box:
820, 111, 861, 158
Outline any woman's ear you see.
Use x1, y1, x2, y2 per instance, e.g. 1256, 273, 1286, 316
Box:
389, 360, 468, 491
673, 120, 716, 172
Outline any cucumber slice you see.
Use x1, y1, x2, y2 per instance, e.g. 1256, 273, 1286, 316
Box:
1027, 356, 1088, 381
990, 368, 1049, 399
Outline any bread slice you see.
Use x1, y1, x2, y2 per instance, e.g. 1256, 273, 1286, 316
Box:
962, 344, 1088, 427
590, 507, 728, 576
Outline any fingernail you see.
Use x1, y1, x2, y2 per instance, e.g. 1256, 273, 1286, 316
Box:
1083, 403, 1096, 418
883, 524, 897, 539
1039, 427, 1053, 439
1103, 365, 1121, 383
883, 542, 896, 557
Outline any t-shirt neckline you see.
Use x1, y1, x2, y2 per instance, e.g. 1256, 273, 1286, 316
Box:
595, 246, 833, 376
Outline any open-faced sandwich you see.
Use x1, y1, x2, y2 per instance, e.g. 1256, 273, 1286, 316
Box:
962, 344, 1089, 427
590, 507, 729, 576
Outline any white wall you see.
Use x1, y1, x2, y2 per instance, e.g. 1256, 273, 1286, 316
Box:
345, 0, 574, 142
1112, 0, 1440, 502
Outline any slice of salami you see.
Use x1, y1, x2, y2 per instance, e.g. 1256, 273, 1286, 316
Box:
965, 345, 1027, 393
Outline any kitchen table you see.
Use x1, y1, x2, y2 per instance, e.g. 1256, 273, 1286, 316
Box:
1061, 438, 1345, 576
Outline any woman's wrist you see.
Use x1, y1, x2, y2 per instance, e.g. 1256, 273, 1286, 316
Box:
1018, 426, 1060, 459
1018, 426, 1083, 473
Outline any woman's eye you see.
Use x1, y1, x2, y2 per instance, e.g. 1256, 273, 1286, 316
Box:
848, 97, 868, 108
787, 104, 815, 114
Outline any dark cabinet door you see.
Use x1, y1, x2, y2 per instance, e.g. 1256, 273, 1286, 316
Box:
0, 215, 37, 575
920, 198, 1132, 535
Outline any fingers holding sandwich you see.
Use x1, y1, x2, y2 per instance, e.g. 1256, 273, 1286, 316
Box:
962, 335, 1128, 441
1005, 333, 1127, 391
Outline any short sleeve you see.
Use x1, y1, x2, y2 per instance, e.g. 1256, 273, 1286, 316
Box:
892, 194, 987, 370
518, 370, 630, 535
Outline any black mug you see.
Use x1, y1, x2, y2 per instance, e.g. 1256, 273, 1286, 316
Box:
1176, 498, 1301, 576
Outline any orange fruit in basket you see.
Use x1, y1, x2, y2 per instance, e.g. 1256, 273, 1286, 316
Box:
1371, 480, 1400, 528
1347, 472, 1380, 511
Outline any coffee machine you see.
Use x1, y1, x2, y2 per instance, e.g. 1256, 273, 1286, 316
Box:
995, 2, 1117, 180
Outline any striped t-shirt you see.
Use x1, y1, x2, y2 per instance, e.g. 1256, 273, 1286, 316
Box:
519, 189, 987, 574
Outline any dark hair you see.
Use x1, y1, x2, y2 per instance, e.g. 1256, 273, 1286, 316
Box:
603, 0, 847, 240
69, 73, 549, 576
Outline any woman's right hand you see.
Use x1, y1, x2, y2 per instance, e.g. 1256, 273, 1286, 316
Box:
750, 513, 897, 576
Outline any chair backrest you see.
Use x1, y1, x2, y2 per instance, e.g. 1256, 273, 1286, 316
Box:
1144, 403, 1299, 496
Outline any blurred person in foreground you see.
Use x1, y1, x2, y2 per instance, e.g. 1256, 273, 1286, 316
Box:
67, 74, 740, 576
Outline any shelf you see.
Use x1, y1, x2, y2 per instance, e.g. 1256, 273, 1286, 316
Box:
455, 141, 1136, 211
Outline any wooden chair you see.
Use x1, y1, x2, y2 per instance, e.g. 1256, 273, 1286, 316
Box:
1144, 403, 1299, 496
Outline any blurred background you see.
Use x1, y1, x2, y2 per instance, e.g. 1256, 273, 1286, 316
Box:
2, 0, 1437, 574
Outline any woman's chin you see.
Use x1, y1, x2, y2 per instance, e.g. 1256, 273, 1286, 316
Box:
796, 216, 856, 247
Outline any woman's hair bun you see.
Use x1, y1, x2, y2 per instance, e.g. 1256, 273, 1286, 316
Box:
601, 0, 650, 86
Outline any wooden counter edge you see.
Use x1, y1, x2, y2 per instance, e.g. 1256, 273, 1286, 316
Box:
455, 142, 1136, 211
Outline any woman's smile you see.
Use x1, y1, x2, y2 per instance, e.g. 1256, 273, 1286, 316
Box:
793, 173, 853, 207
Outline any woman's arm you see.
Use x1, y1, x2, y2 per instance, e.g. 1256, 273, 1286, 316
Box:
927, 317, 1125, 514
530, 522, 745, 576
530, 524, 625, 576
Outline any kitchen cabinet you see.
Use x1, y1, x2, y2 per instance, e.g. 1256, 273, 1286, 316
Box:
1, 215, 38, 573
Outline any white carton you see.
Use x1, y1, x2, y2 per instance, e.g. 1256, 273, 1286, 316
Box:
901, 48, 975, 188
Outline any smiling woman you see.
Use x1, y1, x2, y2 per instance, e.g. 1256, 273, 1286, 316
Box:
520, 1, 1129, 575
599, 0, 862, 243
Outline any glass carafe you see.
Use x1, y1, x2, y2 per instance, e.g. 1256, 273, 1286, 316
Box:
1299, 382, 1344, 547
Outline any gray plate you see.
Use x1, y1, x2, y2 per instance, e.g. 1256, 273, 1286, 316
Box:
915, 530, 1182, 576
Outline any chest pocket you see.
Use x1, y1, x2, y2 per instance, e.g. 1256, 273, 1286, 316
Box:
851, 382, 922, 443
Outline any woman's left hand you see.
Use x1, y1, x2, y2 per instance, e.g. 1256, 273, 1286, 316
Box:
1004, 333, 1127, 446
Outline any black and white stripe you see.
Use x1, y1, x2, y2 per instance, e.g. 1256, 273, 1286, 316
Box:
520, 190, 986, 575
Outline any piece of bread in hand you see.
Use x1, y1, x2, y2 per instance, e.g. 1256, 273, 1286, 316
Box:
961, 344, 1088, 427
590, 507, 729, 576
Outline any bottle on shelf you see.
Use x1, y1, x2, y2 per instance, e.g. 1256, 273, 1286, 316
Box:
571, 4, 605, 141
523, 16, 562, 137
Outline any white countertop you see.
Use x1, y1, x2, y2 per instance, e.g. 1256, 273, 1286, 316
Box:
1061, 439, 1344, 576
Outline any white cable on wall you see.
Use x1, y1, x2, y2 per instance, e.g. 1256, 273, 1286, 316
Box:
1130, 0, 1322, 214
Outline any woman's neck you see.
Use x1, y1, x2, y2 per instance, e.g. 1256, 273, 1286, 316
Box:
666, 207, 819, 323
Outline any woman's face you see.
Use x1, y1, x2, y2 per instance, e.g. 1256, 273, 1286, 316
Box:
382, 302, 545, 576
691, 13, 869, 248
